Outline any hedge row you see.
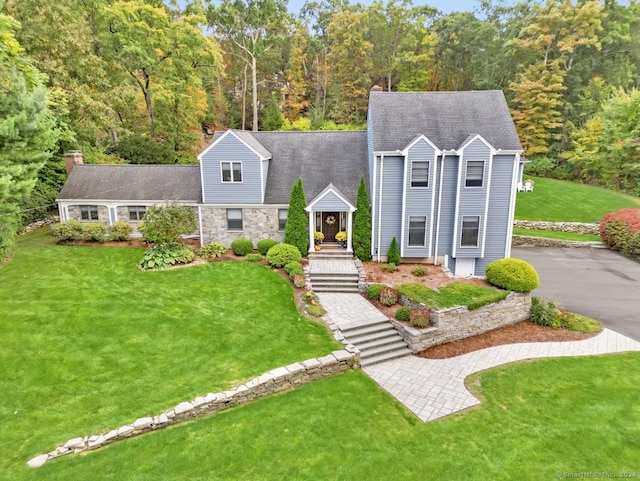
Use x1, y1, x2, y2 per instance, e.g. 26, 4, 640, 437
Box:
599, 208, 640, 258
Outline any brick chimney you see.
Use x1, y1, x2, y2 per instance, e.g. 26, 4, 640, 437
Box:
64, 150, 83, 176
370, 85, 384, 92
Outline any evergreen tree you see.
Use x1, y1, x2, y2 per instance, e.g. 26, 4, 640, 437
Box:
353, 175, 371, 261
284, 178, 309, 257
387, 237, 400, 265
260, 95, 284, 131
0, 13, 58, 261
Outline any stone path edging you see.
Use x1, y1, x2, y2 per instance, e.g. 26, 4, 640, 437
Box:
364, 328, 640, 422
27, 349, 359, 468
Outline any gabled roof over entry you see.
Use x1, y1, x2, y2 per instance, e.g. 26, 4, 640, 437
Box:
305, 183, 356, 212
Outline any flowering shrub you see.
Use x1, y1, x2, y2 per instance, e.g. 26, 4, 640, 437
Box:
409, 307, 431, 328
379, 286, 399, 306
600, 208, 640, 258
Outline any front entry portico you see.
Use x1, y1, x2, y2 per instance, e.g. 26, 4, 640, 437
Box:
305, 184, 356, 253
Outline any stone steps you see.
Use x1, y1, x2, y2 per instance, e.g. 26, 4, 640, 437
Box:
310, 273, 360, 293
339, 319, 411, 367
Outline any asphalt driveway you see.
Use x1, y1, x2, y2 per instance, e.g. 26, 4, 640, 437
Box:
512, 247, 640, 341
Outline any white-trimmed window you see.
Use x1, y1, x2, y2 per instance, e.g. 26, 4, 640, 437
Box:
127, 206, 146, 221
461, 216, 480, 247
465, 161, 484, 187
408, 216, 427, 247
80, 205, 99, 221
227, 208, 243, 230
222, 162, 242, 183
278, 209, 288, 231
411, 161, 429, 188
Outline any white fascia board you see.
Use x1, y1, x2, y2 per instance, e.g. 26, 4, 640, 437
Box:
401, 135, 442, 156
457, 134, 498, 155
197, 130, 271, 161
305, 184, 356, 212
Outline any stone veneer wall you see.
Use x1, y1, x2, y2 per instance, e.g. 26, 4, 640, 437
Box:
200, 206, 285, 247
28, 349, 359, 468
514, 220, 600, 235
393, 292, 531, 353
66, 205, 110, 224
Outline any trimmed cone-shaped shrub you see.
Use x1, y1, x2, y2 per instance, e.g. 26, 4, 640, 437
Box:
353, 175, 372, 261
485, 258, 539, 293
257, 239, 277, 255
387, 237, 400, 265
231, 238, 253, 256
266, 243, 302, 267
284, 178, 309, 257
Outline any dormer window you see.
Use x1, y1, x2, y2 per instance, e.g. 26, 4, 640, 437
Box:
222, 162, 242, 183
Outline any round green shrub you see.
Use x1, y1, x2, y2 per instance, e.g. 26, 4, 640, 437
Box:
231, 238, 253, 256
284, 261, 302, 274
108, 221, 133, 241
51, 220, 83, 241
82, 222, 107, 242
288, 267, 305, 279
198, 242, 228, 259
266, 243, 302, 267
395, 306, 411, 322
485, 258, 540, 293
245, 253, 263, 262
379, 286, 399, 306
367, 283, 385, 300
257, 239, 278, 255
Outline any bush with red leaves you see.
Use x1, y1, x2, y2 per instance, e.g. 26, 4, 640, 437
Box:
599, 208, 640, 258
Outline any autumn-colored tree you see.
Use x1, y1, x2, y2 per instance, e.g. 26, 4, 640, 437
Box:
283, 25, 309, 122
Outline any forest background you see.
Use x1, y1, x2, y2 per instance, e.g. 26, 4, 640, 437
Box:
1, 0, 639, 258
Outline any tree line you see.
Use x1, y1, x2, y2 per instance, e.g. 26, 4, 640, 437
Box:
1, 0, 640, 260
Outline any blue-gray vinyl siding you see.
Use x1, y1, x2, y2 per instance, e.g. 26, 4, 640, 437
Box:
435, 155, 458, 257
475, 154, 516, 275
201, 134, 263, 204
372, 155, 403, 259
455, 139, 491, 258
403, 139, 436, 257
312, 191, 351, 211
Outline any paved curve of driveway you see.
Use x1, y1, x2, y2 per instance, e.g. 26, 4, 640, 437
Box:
364, 329, 640, 422
513, 247, 640, 341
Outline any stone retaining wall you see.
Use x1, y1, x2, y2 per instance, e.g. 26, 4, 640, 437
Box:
511, 235, 605, 248
20, 216, 59, 234
393, 292, 531, 352
514, 220, 600, 235
27, 349, 358, 468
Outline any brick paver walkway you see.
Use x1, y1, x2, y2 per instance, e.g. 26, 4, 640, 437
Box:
308, 258, 358, 274
316, 292, 387, 327
364, 328, 640, 422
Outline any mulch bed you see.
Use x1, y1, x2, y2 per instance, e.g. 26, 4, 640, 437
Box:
416, 320, 596, 359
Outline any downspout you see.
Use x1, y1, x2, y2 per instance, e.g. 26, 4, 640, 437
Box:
377, 154, 385, 262
433, 153, 446, 265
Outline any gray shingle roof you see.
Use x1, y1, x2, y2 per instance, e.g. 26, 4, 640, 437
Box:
231, 130, 272, 159
56, 165, 201, 202
369, 90, 523, 152
245, 131, 368, 204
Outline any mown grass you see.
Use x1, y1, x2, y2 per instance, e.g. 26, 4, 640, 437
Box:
512, 227, 601, 242
515, 177, 640, 222
20, 354, 640, 481
0, 230, 338, 479
396, 281, 508, 310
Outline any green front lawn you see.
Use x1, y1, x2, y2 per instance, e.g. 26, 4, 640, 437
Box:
0, 230, 338, 478
23, 354, 640, 480
515, 177, 640, 222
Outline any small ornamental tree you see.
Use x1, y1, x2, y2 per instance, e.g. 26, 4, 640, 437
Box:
353, 175, 372, 261
600, 208, 640, 258
387, 237, 400, 265
284, 178, 309, 257
138, 205, 197, 244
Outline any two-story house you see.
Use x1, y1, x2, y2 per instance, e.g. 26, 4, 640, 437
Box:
57, 89, 525, 277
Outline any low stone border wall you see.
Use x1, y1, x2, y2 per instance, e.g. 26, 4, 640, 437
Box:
393, 292, 531, 352
512, 235, 605, 248
514, 220, 599, 235
28, 349, 359, 468
20, 216, 59, 234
